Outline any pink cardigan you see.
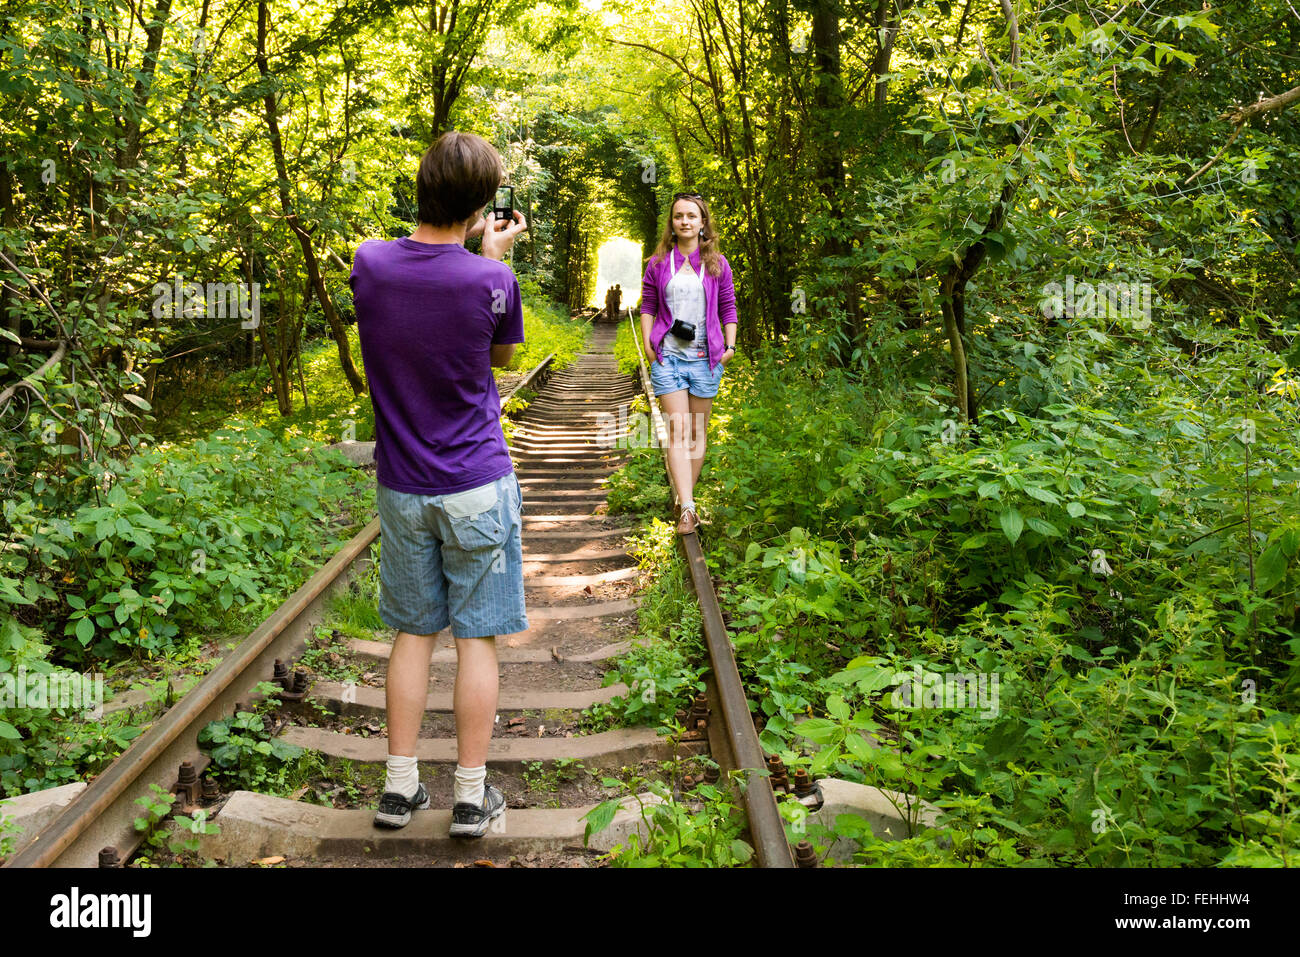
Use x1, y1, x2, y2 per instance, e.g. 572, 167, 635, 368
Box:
639, 246, 737, 372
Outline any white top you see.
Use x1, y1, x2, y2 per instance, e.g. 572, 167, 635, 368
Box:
659, 247, 708, 361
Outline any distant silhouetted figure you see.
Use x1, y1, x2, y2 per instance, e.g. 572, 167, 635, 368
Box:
612, 284, 622, 318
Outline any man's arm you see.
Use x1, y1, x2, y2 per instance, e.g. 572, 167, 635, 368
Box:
490, 343, 517, 367
640, 312, 656, 359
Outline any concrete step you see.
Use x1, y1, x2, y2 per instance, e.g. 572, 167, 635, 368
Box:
348, 636, 636, 664
525, 566, 638, 587
198, 790, 667, 863
310, 680, 629, 714
278, 725, 673, 768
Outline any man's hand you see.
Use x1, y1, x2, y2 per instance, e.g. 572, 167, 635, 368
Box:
481, 210, 527, 261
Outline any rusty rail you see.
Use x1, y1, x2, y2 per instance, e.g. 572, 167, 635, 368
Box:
500, 353, 553, 410
626, 307, 795, 869
6, 350, 559, 868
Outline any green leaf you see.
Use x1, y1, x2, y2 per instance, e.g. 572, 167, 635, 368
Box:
110, 726, 145, 748
75, 616, 95, 645
271, 739, 304, 761
1024, 485, 1060, 505
844, 733, 877, 762
1066, 501, 1087, 518
999, 507, 1024, 545
1256, 542, 1288, 593
0, 720, 20, 739
1027, 517, 1060, 537
582, 799, 621, 844
795, 718, 843, 744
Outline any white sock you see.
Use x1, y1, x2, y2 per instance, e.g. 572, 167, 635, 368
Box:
681, 497, 695, 513
454, 764, 486, 807
384, 754, 419, 798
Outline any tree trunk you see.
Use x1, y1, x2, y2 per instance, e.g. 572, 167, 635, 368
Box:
870, 0, 902, 107
257, 0, 366, 397
939, 291, 969, 423
0, 160, 17, 360
811, 0, 859, 365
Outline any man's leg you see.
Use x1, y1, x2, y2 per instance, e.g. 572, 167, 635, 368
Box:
373, 483, 449, 827
385, 630, 438, 758
437, 473, 526, 836
452, 635, 499, 767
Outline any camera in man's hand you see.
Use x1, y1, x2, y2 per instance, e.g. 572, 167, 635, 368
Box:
669, 318, 696, 340
494, 185, 513, 222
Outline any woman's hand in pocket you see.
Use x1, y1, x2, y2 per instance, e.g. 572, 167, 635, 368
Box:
719, 346, 735, 368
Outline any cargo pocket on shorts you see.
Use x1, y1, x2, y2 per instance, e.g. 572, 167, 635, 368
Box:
442, 481, 507, 551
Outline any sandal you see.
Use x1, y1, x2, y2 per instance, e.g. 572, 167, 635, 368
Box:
676, 506, 700, 535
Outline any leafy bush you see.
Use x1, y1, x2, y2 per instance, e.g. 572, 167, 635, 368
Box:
3, 426, 369, 662
197, 685, 306, 792
617, 317, 1299, 866
587, 519, 706, 728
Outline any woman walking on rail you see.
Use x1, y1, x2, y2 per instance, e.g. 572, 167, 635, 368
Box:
639, 191, 737, 534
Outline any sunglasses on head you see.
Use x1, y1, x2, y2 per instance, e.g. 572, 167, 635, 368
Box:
673, 191, 703, 201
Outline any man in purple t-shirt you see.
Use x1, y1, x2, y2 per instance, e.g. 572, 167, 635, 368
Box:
349, 131, 528, 838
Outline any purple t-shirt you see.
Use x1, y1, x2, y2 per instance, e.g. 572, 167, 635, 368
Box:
349, 238, 525, 495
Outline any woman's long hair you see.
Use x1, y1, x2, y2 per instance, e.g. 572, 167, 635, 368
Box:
651, 195, 722, 277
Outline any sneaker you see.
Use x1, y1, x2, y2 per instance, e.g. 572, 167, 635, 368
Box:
373, 783, 430, 829
449, 784, 506, 838
675, 507, 700, 535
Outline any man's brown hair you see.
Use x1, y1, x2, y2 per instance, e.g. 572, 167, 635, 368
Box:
416, 131, 504, 227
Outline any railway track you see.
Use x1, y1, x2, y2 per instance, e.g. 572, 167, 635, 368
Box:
4, 310, 798, 869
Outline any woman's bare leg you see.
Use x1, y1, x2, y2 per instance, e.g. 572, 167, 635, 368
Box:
657, 388, 695, 506
687, 394, 713, 487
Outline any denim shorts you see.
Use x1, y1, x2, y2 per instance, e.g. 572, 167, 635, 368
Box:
375, 472, 528, 639
650, 353, 724, 398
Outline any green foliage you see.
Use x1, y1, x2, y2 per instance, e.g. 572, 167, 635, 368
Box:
0, 702, 144, 797
605, 445, 671, 516
3, 427, 369, 662
586, 518, 707, 729
0, 801, 20, 861
5, 0, 1299, 872
684, 329, 1298, 867
522, 758, 586, 805
513, 290, 591, 375
196, 684, 306, 792
583, 761, 753, 867
612, 315, 643, 377
132, 782, 220, 867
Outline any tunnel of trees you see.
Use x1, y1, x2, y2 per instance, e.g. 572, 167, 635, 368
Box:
2, 0, 1298, 869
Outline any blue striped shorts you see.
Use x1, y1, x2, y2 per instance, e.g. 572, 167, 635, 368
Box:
375, 472, 528, 639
